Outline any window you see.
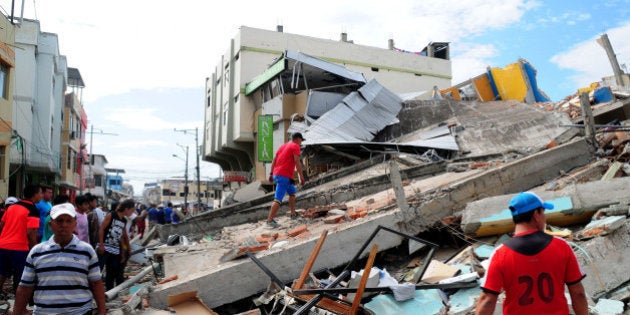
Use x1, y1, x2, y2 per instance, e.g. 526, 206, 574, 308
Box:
67, 148, 72, 169
94, 175, 103, 187
0, 63, 8, 99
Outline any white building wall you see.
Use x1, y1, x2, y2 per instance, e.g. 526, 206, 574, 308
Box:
52, 55, 67, 173
11, 21, 39, 166
204, 26, 452, 173
32, 32, 59, 171
12, 20, 65, 174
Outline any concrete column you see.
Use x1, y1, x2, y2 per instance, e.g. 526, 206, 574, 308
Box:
580, 92, 596, 147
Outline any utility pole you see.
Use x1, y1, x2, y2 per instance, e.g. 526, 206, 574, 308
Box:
173, 145, 189, 212
597, 33, 626, 88
174, 127, 201, 214
86, 124, 117, 194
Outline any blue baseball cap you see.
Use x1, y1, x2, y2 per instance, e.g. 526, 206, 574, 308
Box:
509, 192, 553, 216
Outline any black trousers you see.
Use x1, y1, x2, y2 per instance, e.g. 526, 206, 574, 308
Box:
102, 252, 124, 290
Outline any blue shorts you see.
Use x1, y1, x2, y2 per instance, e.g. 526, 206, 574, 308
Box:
273, 175, 296, 202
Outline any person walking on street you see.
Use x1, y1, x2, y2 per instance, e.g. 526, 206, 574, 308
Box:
476, 192, 588, 315
74, 195, 91, 244
98, 199, 135, 290
35, 185, 52, 242
163, 202, 173, 224
86, 193, 105, 226
13, 203, 106, 315
0, 184, 42, 293
135, 204, 148, 239
266, 132, 306, 228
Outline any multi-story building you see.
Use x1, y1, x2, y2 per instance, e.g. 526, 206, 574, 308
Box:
0, 14, 16, 199
59, 68, 86, 201
84, 154, 107, 200
10, 19, 67, 195
203, 26, 451, 183
160, 177, 223, 209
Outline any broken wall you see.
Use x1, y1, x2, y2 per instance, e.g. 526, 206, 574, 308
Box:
380, 99, 573, 158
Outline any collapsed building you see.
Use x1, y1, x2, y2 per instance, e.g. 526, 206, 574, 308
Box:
110, 33, 630, 314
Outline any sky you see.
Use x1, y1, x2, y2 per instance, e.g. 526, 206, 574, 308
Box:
1, 0, 629, 195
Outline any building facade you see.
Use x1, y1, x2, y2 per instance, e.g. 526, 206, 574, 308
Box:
203, 26, 452, 183
59, 91, 86, 201
160, 177, 223, 209
10, 19, 67, 195
83, 154, 107, 200
0, 14, 15, 200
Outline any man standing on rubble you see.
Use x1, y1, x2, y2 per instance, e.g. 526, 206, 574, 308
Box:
266, 132, 306, 228
476, 192, 588, 315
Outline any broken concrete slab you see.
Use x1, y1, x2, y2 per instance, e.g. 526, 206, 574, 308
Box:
392, 99, 574, 158
448, 286, 482, 315
402, 138, 593, 235
150, 214, 403, 309
576, 215, 626, 239
461, 176, 630, 237
574, 220, 630, 299
157, 160, 446, 242
232, 181, 266, 202
592, 298, 624, 315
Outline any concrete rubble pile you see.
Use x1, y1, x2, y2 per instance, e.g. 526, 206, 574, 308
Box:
106, 76, 630, 314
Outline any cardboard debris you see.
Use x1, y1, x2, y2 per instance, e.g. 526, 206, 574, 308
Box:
167, 291, 219, 315
420, 260, 459, 284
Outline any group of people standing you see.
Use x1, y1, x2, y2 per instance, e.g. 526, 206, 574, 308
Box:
0, 184, 143, 314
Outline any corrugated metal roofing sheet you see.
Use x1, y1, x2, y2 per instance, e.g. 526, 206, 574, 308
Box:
285, 50, 366, 83
303, 80, 402, 144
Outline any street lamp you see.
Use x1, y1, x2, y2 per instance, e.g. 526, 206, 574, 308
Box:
172, 144, 189, 212
174, 127, 201, 214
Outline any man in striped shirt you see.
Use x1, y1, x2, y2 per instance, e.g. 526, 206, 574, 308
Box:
13, 203, 106, 315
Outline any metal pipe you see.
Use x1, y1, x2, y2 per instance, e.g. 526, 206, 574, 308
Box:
105, 262, 159, 301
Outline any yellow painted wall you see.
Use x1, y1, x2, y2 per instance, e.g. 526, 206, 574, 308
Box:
490, 63, 528, 102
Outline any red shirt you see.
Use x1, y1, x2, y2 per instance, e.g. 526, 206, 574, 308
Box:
0, 200, 40, 251
272, 141, 301, 179
481, 230, 585, 315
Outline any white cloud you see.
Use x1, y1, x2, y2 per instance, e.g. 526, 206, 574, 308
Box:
451, 43, 499, 84
550, 21, 630, 89
0, 0, 540, 100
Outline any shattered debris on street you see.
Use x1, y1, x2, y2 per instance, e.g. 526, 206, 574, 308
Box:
104, 38, 630, 315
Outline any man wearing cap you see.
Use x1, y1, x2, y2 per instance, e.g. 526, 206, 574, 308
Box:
13, 203, 105, 315
266, 132, 307, 228
476, 192, 588, 315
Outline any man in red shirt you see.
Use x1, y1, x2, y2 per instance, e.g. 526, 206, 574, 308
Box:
476, 191, 588, 315
266, 133, 306, 228
0, 184, 42, 293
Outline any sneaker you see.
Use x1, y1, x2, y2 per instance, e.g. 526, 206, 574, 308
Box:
290, 212, 299, 220
266, 220, 281, 228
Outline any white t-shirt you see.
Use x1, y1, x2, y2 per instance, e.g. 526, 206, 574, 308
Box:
125, 213, 137, 234
94, 207, 105, 226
